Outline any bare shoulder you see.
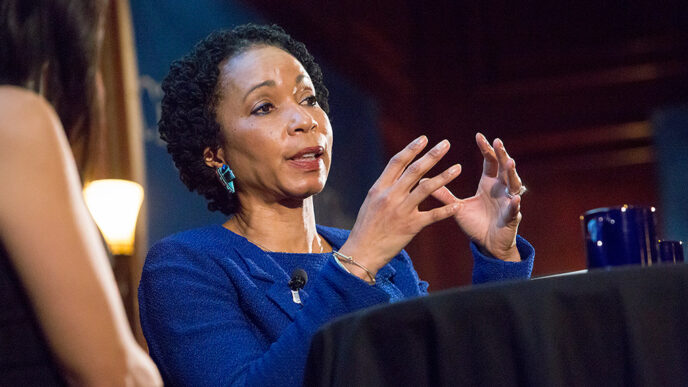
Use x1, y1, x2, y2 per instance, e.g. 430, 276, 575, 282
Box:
0, 86, 65, 154
0, 85, 82, 227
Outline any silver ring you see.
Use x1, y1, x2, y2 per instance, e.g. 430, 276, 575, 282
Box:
505, 185, 526, 199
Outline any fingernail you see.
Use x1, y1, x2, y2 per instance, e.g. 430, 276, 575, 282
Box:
448, 165, 460, 175
413, 135, 427, 147
437, 139, 449, 150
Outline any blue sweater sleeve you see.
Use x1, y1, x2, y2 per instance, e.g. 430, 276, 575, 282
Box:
470, 235, 535, 284
139, 240, 392, 387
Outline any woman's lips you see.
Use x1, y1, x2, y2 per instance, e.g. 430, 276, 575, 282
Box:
288, 154, 323, 171
288, 146, 325, 171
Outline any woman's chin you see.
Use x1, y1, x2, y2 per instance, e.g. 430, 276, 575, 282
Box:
284, 182, 326, 201
283, 176, 327, 198
276, 187, 323, 209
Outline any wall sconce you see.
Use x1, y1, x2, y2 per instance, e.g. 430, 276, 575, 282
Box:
83, 179, 144, 255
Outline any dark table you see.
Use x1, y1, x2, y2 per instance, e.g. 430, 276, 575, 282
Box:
305, 264, 688, 386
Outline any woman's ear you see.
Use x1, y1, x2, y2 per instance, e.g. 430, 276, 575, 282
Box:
203, 147, 226, 169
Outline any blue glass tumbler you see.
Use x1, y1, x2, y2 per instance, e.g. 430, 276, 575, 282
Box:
658, 240, 685, 263
581, 205, 659, 268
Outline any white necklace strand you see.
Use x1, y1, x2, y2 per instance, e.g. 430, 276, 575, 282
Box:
249, 234, 325, 254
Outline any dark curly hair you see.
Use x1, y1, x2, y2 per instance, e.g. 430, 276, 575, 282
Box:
158, 23, 330, 216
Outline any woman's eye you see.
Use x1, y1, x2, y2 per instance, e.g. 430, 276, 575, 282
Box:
302, 95, 318, 107
251, 102, 274, 115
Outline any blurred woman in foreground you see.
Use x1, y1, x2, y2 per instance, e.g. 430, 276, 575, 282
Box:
0, 0, 161, 385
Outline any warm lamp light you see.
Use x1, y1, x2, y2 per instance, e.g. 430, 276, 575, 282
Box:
83, 179, 144, 255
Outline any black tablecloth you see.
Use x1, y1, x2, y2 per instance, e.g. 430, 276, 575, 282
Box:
305, 264, 688, 386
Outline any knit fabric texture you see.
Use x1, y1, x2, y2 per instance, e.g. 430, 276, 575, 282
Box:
138, 224, 534, 386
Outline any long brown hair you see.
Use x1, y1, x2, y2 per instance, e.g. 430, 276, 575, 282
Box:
0, 0, 106, 171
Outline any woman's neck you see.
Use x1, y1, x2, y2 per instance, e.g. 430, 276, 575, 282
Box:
224, 196, 327, 253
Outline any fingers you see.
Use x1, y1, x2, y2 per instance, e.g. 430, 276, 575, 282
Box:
507, 194, 521, 221
418, 201, 462, 228
494, 138, 510, 179
406, 164, 461, 208
476, 133, 498, 178
429, 184, 459, 205
505, 158, 524, 196
494, 139, 523, 196
375, 135, 428, 188
395, 139, 451, 192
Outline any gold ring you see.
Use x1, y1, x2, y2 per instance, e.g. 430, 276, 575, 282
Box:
505, 186, 526, 199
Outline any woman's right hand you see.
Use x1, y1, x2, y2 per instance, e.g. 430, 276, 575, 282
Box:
338, 136, 462, 280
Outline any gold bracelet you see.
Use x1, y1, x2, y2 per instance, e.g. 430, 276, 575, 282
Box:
333, 255, 352, 273
333, 250, 376, 285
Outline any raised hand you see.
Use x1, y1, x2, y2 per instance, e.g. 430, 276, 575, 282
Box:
430, 133, 524, 261
338, 136, 462, 279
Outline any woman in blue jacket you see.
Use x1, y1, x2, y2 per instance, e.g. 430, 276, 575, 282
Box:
139, 24, 534, 386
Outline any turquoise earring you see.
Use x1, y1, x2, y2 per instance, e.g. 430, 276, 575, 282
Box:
217, 164, 236, 194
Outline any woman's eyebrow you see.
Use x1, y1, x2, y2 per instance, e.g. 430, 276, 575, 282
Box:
243, 80, 275, 101
243, 75, 311, 101
296, 74, 311, 86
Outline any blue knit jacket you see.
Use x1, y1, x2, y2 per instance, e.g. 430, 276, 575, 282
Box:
139, 225, 534, 386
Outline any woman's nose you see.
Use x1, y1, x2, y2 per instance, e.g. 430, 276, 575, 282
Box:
287, 105, 317, 135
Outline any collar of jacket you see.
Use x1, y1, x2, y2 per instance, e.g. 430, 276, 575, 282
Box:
226, 225, 395, 320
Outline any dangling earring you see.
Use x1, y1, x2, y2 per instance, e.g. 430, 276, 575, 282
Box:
217, 164, 236, 194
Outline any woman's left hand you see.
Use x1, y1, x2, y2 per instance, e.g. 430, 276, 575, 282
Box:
429, 133, 524, 261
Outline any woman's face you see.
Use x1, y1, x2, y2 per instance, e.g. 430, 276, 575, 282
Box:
214, 45, 333, 205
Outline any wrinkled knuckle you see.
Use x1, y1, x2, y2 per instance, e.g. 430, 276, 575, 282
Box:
406, 162, 421, 175
417, 179, 433, 193
368, 185, 380, 196
389, 153, 405, 166
509, 158, 516, 169
376, 193, 391, 206
432, 210, 444, 221
430, 147, 443, 157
